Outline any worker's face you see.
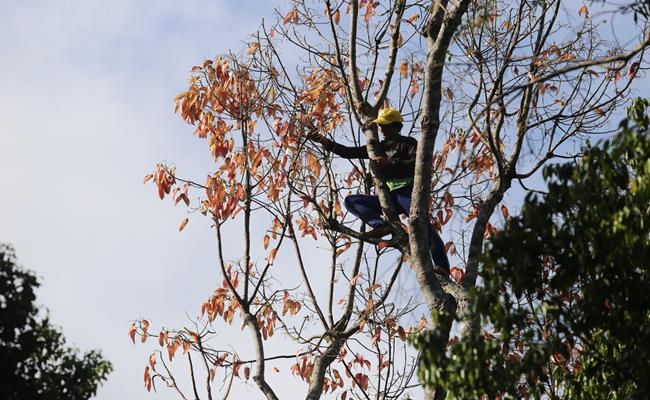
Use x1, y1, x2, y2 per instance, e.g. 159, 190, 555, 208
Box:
379, 123, 400, 139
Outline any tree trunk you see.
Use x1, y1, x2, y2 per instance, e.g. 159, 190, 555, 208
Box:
305, 338, 343, 400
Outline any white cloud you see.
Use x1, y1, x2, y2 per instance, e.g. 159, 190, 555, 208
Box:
0, 0, 294, 399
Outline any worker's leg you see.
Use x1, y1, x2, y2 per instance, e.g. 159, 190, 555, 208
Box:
428, 224, 450, 272
344, 194, 393, 239
392, 187, 450, 272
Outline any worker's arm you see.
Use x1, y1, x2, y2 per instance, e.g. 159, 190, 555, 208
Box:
307, 131, 369, 159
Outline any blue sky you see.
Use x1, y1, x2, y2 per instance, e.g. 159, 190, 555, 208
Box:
0, 1, 647, 399
0, 1, 287, 399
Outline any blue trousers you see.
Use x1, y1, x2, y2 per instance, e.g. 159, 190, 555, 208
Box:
344, 186, 450, 271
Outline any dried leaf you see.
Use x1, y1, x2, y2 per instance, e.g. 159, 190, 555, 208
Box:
267, 248, 278, 264
128, 323, 137, 344
158, 330, 168, 347
247, 42, 260, 55
578, 5, 589, 16
446, 87, 454, 100
501, 205, 509, 220
628, 62, 640, 79
263, 234, 270, 250
450, 267, 465, 283
143, 174, 153, 184
614, 70, 622, 85
333, 9, 340, 24
399, 61, 408, 79
283, 9, 298, 25
178, 218, 189, 232
406, 13, 420, 24
365, 298, 374, 314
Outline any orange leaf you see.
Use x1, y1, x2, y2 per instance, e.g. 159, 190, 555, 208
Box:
179, 218, 189, 232
283, 9, 298, 25
333, 9, 340, 24
399, 61, 408, 79
128, 323, 137, 344
247, 42, 260, 55
406, 13, 420, 23
450, 267, 465, 283
578, 5, 589, 16
158, 330, 168, 347
143, 174, 153, 184
263, 234, 270, 250
167, 341, 179, 361
244, 366, 251, 380
365, 298, 374, 314
267, 248, 278, 264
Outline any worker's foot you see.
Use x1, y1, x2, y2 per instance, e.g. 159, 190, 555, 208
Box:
359, 226, 392, 240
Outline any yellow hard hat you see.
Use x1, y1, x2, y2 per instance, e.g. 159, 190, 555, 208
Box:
371, 108, 403, 125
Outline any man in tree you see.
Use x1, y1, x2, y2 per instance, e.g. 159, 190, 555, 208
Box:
308, 108, 450, 272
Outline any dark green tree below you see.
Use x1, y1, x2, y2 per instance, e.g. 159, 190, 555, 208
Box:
414, 98, 650, 399
0, 244, 112, 400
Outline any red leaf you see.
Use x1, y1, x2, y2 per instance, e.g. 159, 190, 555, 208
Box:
450, 267, 465, 283
628, 62, 640, 79
128, 323, 137, 344
501, 205, 509, 220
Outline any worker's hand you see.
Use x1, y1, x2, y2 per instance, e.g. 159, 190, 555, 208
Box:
365, 121, 379, 134
305, 129, 324, 144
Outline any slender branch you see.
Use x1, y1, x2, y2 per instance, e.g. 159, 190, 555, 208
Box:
373, 0, 406, 108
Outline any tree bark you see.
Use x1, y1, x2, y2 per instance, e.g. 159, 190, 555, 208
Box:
244, 313, 279, 400
305, 338, 343, 400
